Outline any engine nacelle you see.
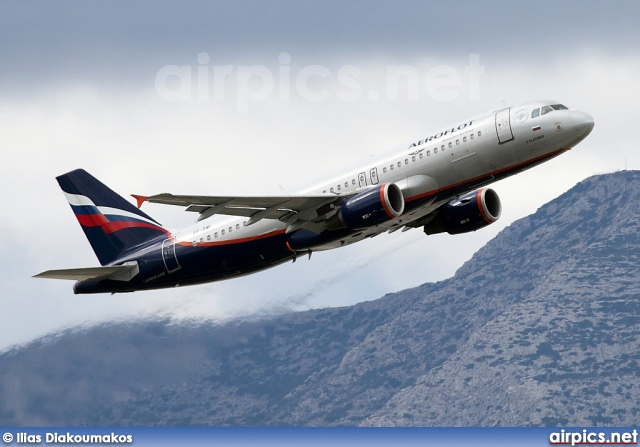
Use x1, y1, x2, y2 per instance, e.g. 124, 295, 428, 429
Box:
424, 188, 501, 235
335, 183, 405, 230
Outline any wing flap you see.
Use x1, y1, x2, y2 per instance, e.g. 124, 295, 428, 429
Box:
141, 193, 336, 210
34, 262, 139, 282
136, 193, 341, 225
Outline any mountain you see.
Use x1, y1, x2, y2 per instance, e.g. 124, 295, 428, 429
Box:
1, 171, 639, 426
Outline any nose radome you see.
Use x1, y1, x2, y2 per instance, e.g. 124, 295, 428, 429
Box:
571, 110, 595, 134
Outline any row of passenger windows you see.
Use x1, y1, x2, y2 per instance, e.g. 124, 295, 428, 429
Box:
322, 130, 482, 193
197, 223, 243, 243
197, 129, 484, 242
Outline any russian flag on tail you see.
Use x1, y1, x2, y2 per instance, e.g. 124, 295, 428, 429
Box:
57, 169, 168, 265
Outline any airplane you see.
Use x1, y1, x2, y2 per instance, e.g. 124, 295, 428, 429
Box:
35, 100, 594, 294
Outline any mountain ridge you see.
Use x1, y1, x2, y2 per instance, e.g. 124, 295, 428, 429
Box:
1, 171, 639, 426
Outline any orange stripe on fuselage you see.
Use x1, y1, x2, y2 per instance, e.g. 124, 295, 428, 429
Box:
404, 147, 570, 203
174, 228, 287, 247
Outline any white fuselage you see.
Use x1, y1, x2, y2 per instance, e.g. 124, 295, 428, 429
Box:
40, 99, 594, 294
173, 100, 593, 251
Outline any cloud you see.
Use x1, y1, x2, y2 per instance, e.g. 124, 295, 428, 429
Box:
2, 0, 639, 88
0, 1, 636, 351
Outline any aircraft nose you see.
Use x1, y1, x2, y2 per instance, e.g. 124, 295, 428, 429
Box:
571, 110, 595, 136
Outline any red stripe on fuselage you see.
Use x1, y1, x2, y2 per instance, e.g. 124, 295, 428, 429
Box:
405, 147, 570, 203
175, 228, 288, 247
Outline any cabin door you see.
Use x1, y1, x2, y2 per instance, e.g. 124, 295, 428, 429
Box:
161, 238, 181, 273
495, 108, 514, 144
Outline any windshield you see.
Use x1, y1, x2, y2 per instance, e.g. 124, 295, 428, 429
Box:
532, 103, 569, 118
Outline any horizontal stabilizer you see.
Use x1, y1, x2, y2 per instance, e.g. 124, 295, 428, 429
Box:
34, 262, 139, 282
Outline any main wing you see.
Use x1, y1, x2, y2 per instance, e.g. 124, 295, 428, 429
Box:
132, 192, 345, 232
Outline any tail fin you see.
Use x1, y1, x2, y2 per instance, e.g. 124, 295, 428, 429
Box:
56, 169, 169, 265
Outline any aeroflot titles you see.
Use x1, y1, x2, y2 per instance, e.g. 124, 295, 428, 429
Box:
408, 121, 475, 149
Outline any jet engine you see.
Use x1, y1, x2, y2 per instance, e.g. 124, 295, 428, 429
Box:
423, 188, 501, 235
328, 183, 405, 230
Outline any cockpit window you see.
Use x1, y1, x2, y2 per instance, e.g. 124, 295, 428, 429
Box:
532, 104, 568, 119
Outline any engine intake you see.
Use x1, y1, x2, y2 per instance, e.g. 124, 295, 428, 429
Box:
332, 183, 405, 230
424, 188, 501, 235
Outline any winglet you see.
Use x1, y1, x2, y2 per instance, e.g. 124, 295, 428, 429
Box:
131, 194, 148, 209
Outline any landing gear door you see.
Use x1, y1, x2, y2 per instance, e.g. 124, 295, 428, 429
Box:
161, 238, 181, 273
495, 108, 514, 144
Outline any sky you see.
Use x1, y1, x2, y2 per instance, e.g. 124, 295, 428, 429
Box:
1, 0, 639, 351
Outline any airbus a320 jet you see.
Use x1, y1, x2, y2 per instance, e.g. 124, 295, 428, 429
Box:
35, 100, 594, 294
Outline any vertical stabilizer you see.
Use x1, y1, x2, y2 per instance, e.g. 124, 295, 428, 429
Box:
56, 169, 168, 265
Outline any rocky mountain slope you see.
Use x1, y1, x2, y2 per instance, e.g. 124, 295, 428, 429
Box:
1, 171, 639, 426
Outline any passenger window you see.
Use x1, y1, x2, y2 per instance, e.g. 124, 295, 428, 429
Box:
207, 235, 211, 241
420, 153, 424, 159
541, 105, 553, 115
441, 145, 445, 151
470, 133, 474, 139
448, 142, 452, 148
200, 238, 204, 243
405, 159, 408, 165
229, 226, 232, 233
221, 229, 225, 235
236, 224, 240, 230
456, 139, 459, 145
434, 148, 438, 154
337, 184, 341, 190
397, 162, 401, 168
352, 179, 356, 185
390, 164, 394, 170
383, 167, 387, 173
478, 131, 482, 137
531, 108, 540, 118
426, 151, 430, 156
330, 187, 334, 193
215, 232, 218, 238
412, 156, 416, 162
463, 136, 467, 142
